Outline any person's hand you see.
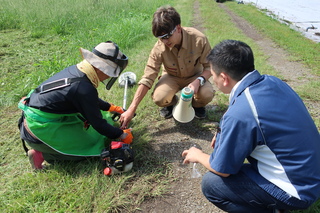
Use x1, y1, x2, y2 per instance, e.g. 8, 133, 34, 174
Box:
108, 104, 125, 114
188, 79, 201, 94
119, 128, 133, 144
119, 109, 135, 129
182, 147, 203, 164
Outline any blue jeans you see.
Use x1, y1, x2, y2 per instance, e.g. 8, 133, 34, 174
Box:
201, 170, 295, 213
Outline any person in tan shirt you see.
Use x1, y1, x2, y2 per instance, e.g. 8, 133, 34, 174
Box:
120, 6, 215, 128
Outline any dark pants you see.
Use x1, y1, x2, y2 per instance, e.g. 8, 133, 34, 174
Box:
25, 141, 89, 163
20, 118, 90, 163
201, 169, 303, 213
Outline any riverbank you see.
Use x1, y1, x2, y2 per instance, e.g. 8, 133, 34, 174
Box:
242, 0, 320, 43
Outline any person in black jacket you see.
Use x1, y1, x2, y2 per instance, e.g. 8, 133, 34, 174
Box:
18, 41, 133, 169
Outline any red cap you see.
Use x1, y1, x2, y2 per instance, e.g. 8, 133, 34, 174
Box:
111, 141, 123, 149
104, 167, 112, 175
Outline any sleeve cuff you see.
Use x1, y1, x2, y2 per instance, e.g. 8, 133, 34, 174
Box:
138, 78, 153, 89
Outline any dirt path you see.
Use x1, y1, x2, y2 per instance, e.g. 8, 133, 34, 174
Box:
219, 3, 320, 128
220, 4, 320, 88
136, 2, 223, 212
136, 2, 319, 213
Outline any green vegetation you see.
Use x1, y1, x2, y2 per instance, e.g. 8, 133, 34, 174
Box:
224, 0, 320, 137
227, 2, 320, 89
0, 0, 319, 212
1, 0, 176, 212
233, 3, 320, 75
0, 0, 158, 107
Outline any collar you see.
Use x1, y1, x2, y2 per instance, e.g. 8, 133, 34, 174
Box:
229, 70, 261, 104
167, 27, 187, 51
180, 27, 188, 50
76, 60, 100, 88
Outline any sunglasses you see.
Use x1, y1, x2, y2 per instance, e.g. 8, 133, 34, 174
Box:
157, 26, 177, 40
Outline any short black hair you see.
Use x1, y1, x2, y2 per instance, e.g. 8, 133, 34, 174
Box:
152, 6, 181, 37
207, 40, 255, 81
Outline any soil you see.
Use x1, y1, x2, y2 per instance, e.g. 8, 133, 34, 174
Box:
135, 1, 319, 213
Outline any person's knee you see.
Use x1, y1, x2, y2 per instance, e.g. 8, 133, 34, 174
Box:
194, 88, 215, 107
204, 89, 215, 101
152, 91, 177, 107
201, 172, 214, 197
152, 94, 167, 107
201, 172, 223, 198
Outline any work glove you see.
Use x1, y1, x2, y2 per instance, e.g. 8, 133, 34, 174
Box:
119, 128, 133, 144
108, 104, 125, 114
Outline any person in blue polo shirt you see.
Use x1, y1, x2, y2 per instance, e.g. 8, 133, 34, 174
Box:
182, 40, 320, 213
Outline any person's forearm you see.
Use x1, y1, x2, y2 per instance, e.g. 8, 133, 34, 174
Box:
198, 153, 230, 178
119, 84, 150, 129
200, 69, 212, 81
197, 153, 212, 171
127, 84, 149, 112
182, 147, 230, 178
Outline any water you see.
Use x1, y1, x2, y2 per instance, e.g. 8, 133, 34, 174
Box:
242, 0, 320, 43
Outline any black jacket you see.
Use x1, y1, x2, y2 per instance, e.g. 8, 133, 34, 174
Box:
26, 65, 123, 139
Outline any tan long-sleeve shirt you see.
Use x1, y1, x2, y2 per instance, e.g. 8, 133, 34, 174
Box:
139, 27, 212, 88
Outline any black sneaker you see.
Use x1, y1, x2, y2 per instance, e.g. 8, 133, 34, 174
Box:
160, 105, 173, 119
194, 107, 206, 119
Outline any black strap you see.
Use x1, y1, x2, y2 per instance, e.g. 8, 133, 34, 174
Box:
91, 41, 127, 68
21, 139, 29, 156
18, 112, 29, 155
92, 41, 119, 63
92, 49, 118, 63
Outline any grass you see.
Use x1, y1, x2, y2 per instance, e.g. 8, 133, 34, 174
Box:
0, 0, 157, 107
1, 0, 176, 212
0, 0, 319, 212
224, 0, 320, 135
216, 1, 320, 212
226, 2, 320, 80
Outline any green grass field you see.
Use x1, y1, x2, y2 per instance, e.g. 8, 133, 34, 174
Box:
1, 0, 319, 212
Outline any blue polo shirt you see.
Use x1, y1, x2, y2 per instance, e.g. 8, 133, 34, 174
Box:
210, 70, 320, 207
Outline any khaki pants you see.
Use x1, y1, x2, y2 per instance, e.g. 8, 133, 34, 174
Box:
152, 74, 215, 108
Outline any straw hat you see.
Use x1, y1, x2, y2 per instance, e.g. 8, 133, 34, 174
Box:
80, 41, 128, 77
